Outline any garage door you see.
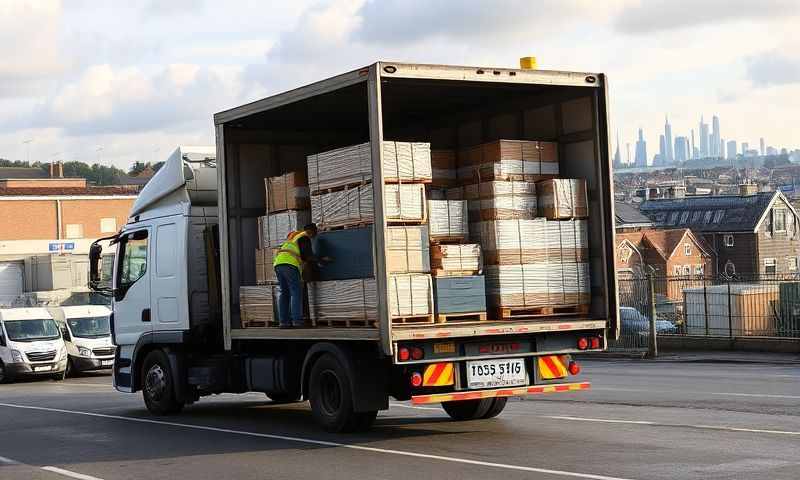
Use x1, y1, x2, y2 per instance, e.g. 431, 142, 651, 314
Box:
0, 262, 23, 306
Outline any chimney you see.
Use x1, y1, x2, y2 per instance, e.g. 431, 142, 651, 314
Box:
739, 183, 757, 196
57, 161, 64, 178
49, 162, 54, 178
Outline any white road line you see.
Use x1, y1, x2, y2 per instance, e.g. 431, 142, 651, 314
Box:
0, 455, 20, 464
0, 402, 635, 480
541, 415, 800, 436
389, 402, 441, 411
42, 466, 105, 480
591, 387, 800, 400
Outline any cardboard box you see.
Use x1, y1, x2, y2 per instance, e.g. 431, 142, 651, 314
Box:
265, 170, 309, 212
431, 244, 482, 275
457, 140, 559, 181
386, 226, 430, 273
537, 178, 588, 219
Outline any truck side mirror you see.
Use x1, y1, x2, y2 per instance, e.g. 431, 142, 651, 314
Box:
89, 242, 103, 288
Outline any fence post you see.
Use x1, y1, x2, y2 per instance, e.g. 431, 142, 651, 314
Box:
727, 279, 733, 338
703, 277, 709, 336
648, 273, 658, 358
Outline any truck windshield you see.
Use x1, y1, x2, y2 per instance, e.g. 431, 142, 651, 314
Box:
3, 319, 60, 342
67, 316, 111, 338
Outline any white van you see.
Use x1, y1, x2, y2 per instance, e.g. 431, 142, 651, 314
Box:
49, 305, 115, 376
0, 308, 68, 383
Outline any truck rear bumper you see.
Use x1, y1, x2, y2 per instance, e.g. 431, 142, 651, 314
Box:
411, 381, 590, 404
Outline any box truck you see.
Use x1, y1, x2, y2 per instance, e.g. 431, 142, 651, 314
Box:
90, 62, 618, 432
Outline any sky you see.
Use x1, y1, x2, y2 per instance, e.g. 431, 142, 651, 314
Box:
1, 0, 799, 170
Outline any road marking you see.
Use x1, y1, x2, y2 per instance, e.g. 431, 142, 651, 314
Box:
0, 455, 20, 464
389, 402, 441, 411
592, 387, 800, 400
542, 415, 800, 436
0, 402, 636, 480
42, 466, 105, 480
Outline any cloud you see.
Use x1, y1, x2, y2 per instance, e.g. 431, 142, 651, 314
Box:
746, 52, 800, 87
613, 0, 800, 34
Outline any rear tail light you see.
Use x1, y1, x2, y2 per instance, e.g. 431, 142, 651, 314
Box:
577, 337, 589, 350
410, 372, 423, 387
398, 347, 410, 361
410, 347, 424, 360
568, 361, 581, 375
590, 337, 601, 349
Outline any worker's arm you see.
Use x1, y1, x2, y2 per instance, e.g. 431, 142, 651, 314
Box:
298, 236, 331, 265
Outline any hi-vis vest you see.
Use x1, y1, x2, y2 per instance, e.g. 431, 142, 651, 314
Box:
273, 230, 309, 270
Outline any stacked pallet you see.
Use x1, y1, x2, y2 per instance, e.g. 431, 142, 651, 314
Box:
450, 180, 537, 222
427, 200, 468, 242
239, 285, 279, 327
457, 140, 559, 182
537, 178, 588, 219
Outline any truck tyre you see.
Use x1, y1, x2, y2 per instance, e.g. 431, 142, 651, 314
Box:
441, 398, 494, 421
481, 397, 508, 419
65, 358, 75, 378
308, 353, 376, 432
142, 350, 184, 415
51, 370, 66, 381
267, 392, 302, 404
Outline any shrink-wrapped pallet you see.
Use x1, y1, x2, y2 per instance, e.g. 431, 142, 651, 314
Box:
386, 226, 430, 273
546, 219, 590, 263
307, 141, 432, 192
389, 273, 434, 317
384, 183, 427, 223
456, 181, 537, 221
265, 171, 309, 212
255, 248, 278, 284
475, 219, 588, 265
547, 262, 591, 306
239, 285, 278, 327
430, 244, 482, 275
431, 149, 457, 186
311, 184, 374, 229
457, 140, 559, 181
382, 141, 432, 183
434, 275, 487, 314
484, 263, 589, 308
427, 200, 468, 241
308, 279, 378, 323
537, 178, 588, 219
259, 210, 311, 248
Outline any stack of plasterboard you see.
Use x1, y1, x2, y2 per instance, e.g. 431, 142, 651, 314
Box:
427, 200, 468, 241
265, 171, 310, 212
537, 178, 588, 219
457, 140, 559, 181
239, 285, 278, 327
311, 184, 374, 229
388, 273, 434, 318
430, 244, 482, 276
384, 183, 427, 223
382, 141, 432, 183
386, 226, 430, 273
254, 248, 278, 284
308, 279, 378, 325
259, 210, 312, 248
453, 181, 537, 222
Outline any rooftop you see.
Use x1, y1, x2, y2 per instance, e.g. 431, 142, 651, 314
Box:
0, 185, 139, 197
639, 192, 777, 232
614, 201, 653, 228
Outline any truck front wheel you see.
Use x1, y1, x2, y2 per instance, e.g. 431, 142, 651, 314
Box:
142, 350, 184, 415
308, 353, 376, 432
442, 397, 506, 421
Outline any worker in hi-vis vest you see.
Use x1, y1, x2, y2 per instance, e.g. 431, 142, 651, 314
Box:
273, 223, 331, 328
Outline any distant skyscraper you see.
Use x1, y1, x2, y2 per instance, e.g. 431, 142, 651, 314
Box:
675, 136, 688, 163
658, 134, 666, 165
720, 138, 725, 159
635, 128, 648, 167
613, 131, 622, 168
699, 116, 709, 158
664, 116, 674, 164
760, 137, 766, 156
691, 129, 696, 159
727, 140, 737, 160
710, 115, 721, 157
767, 146, 778, 156
626, 143, 631, 164
742, 142, 749, 155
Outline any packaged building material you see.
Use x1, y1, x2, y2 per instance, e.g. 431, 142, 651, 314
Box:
476, 219, 588, 265
537, 178, 588, 219
455, 181, 537, 221
431, 149, 457, 186
484, 263, 589, 308
457, 140, 559, 181
254, 248, 278, 284
386, 226, 430, 273
382, 141, 432, 183
430, 244, 482, 275
384, 183, 427, 223
265, 170, 309, 212
545, 219, 590, 263
259, 210, 311, 248
307, 141, 432, 192
313, 226, 375, 280
311, 184, 374, 229
427, 200, 468, 241
239, 285, 278, 327
389, 273, 434, 318
434, 275, 487, 314
308, 279, 378, 324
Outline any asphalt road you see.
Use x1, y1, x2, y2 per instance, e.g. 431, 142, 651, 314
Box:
1, 359, 798, 480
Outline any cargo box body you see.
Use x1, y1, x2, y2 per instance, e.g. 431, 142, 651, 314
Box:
215, 62, 618, 355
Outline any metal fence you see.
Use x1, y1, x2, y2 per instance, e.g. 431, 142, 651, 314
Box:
611, 274, 800, 353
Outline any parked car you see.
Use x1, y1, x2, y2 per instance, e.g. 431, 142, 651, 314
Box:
619, 306, 677, 335
0, 307, 68, 383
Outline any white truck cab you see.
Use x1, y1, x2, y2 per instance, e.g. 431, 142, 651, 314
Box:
0, 307, 68, 383
49, 305, 115, 376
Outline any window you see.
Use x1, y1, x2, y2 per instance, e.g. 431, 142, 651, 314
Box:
788, 214, 797, 239
694, 264, 704, 275
724, 261, 736, 276
65, 223, 84, 239
100, 218, 117, 233
789, 257, 798, 271
668, 212, 679, 225
619, 245, 632, 263
680, 211, 690, 224
773, 209, 786, 233
724, 234, 735, 247
673, 265, 682, 275
691, 211, 702, 223
118, 230, 149, 287
764, 258, 777, 275
713, 210, 725, 223
703, 211, 713, 224
684, 243, 692, 256
655, 213, 666, 223
683, 265, 691, 275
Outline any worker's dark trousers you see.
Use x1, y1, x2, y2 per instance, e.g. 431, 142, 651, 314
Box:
275, 264, 303, 326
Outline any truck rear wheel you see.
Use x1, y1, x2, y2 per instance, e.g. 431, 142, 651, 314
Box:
481, 397, 508, 419
308, 353, 376, 432
441, 398, 495, 421
142, 350, 184, 415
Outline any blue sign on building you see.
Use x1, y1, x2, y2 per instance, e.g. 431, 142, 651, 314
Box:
48, 243, 59, 252
48, 242, 76, 252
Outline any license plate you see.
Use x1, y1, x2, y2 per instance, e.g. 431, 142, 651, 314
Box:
466, 358, 526, 389
34, 365, 52, 372
101, 360, 114, 367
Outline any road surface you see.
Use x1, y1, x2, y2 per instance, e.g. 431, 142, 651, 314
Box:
1, 359, 798, 480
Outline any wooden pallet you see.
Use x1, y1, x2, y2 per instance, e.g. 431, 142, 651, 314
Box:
318, 221, 374, 232
310, 180, 370, 196
391, 314, 435, 325
431, 269, 481, 277
384, 177, 432, 184
240, 319, 277, 328
492, 304, 590, 319
435, 311, 487, 323
429, 236, 467, 244
311, 317, 376, 328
